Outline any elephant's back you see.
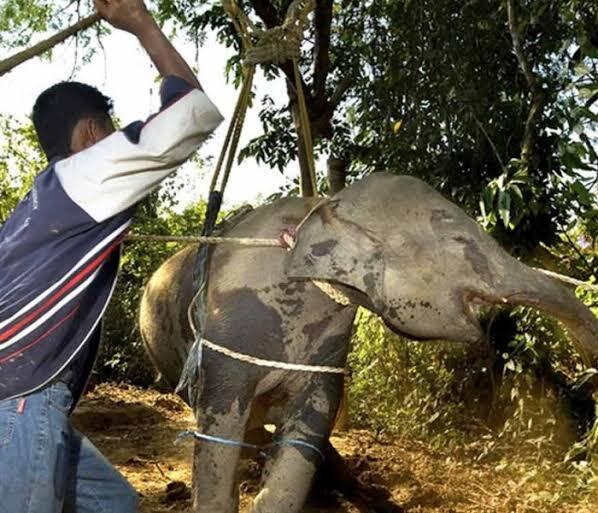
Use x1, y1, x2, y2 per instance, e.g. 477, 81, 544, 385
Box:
209, 197, 320, 293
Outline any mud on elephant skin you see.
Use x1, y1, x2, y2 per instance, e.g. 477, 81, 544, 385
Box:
140, 172, 598, 513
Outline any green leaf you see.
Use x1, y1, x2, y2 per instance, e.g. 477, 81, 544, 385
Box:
561, 150, 584, 170
498, 190, 511, 227
482, 186, 496, 211
571, 181, 593, 206
509, 184, 524, 200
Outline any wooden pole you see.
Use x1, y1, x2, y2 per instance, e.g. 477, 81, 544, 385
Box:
0, 14, 100, 77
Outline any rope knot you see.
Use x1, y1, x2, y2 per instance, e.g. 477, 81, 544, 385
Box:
279, 228, 297, 250
224, 0, 315, 65
244, 27, 301, 65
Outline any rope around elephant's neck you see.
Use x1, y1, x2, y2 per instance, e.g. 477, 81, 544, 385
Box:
128, 220, 598, 300
127, 232, 598, 294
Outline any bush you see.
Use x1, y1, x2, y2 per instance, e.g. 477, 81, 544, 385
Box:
347, 303, 597, 464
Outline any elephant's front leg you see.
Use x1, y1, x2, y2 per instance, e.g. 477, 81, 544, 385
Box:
191, 382, 254, 513
250, 376, 342, 513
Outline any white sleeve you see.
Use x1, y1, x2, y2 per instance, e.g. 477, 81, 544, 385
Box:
54, 88, 224, 222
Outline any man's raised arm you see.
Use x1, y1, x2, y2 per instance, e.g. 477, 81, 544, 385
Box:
94, 0, 201, 89
55, 0, 223, 223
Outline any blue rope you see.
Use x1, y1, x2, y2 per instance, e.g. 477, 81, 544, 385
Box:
176, 430, 325, 461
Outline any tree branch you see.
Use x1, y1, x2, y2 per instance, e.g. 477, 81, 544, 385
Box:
0, 13, 99, 77
507, 0, 535, 91
472, 112, 507, 174
329, 75, 352, 109
313, 0, 333, 101
248, 0, 281, 28
506, 0, 544, 167
247, 0, 343, 144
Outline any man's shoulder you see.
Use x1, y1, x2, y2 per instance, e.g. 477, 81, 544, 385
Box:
1, 162, 124, 246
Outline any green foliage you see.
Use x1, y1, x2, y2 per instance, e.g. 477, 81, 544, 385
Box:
147, 0, 598, 256
0, 0, 53, 48
348, 309, 474, 445
348, 296, 598, 481
0, 116, 42, 222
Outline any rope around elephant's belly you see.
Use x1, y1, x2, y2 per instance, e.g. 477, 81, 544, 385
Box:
199, 337, 348, 374
181, 227, 348, 375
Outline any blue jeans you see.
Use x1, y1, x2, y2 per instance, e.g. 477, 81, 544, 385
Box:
0, 382, 139, 513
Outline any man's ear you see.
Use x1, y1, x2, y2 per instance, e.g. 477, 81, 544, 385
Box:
70, 117, 114, 154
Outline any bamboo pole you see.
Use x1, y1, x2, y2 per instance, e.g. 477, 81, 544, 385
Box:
0, 14, 100, 77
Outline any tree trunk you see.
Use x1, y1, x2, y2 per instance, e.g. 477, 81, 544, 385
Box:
327, 157, 348, 195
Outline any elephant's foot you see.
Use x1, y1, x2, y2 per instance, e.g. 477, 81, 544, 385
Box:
250, 443, 319, 513
316, 440, 404, 513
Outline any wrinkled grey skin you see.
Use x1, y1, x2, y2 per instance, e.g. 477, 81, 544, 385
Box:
140, 173, 598, 513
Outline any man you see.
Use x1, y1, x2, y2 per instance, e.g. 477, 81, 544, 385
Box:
0, 0, 223, 511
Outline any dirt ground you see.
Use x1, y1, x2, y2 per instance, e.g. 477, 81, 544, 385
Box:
72, 383, 597, 513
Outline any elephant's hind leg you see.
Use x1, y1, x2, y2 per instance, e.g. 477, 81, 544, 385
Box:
251, 376, 342, 513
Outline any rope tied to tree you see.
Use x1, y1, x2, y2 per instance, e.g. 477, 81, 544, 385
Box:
222, 0, 314, 66
244, 0, 315, 66
244, 26, 301, 65
182, 2, 320, 408
211, 0, 318, 201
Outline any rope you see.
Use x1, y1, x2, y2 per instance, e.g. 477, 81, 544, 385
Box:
126, 234, 598, 294
215, 0, 318, 199
200, 337, 347, 374
125, 234, 283, 247
312, 280, 353, 306
243, 0, 315, 66
208, 65, 255, 195
220, 66, 255, 193
176, 430, 325, 460
293, 58, 318, 196
180, 1, 319, 401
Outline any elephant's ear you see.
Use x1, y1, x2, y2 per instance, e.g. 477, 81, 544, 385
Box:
286, 200, 386, 303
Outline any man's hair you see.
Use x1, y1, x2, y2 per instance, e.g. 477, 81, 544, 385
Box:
32, 81, 113, 161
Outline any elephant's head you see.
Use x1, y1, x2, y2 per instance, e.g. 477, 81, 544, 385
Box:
286, 173, 489, 343
286, 173, 598, 364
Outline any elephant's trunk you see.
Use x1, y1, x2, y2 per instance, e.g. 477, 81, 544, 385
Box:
500, 268, 598, 367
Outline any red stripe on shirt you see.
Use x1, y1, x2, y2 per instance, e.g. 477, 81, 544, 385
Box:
0, 305, 80, 364
0, 236, 124, 343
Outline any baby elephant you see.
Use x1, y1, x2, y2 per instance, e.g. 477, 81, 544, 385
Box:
140, 172, 597, 513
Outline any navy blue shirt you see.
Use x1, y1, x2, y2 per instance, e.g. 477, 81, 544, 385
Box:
0, 77, 223, 403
